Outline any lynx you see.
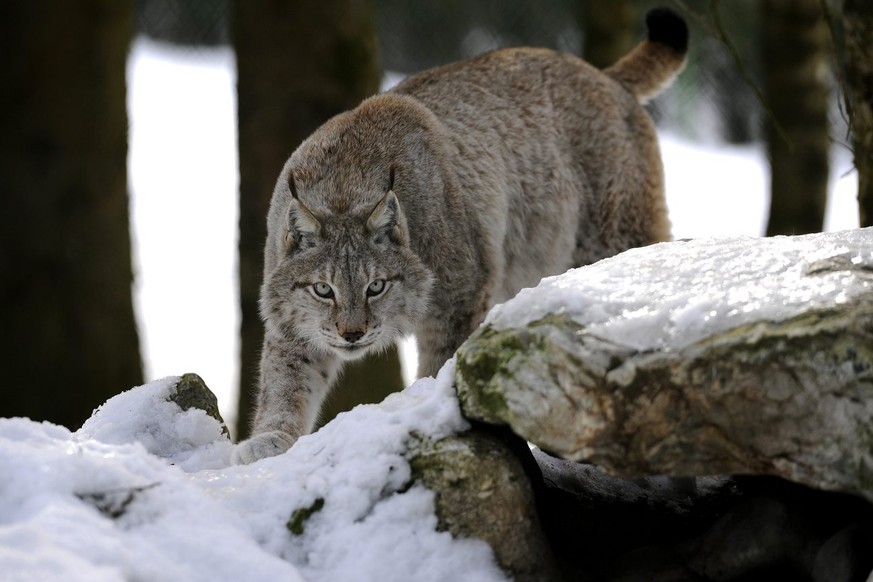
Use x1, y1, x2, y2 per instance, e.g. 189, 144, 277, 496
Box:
234, 8, 689, 464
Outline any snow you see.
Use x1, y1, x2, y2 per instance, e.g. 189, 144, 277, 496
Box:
486, 227, 873, 351
0, 362, 510, 582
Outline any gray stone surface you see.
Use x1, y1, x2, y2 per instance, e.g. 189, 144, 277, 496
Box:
168, 372, 230, 438
456, 229, 873, 501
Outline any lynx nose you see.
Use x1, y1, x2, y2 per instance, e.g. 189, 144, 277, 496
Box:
342, 330, 365, 344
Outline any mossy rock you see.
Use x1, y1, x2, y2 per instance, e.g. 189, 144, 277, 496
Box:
409, 429, 561, 582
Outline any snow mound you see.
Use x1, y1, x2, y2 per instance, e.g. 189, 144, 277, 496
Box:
486, 227, 873, 351
0, 362, 506, 582
77, 376, 233, 471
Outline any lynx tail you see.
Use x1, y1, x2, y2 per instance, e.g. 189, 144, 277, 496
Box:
604, 7, 689, 104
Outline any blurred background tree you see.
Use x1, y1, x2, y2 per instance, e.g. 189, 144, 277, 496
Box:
232, 0, 402, 438
0, 0, 143, 428
762, 0, 831, 235
841, 0, 872, 227
581, 0, 636, 70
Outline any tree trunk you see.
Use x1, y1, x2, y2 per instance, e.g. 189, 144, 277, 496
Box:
0, 0, 142, 428
762, 0, 830, 236
843, 0, 873, 227
234, 0, 402, 438
580, 0, 636, 69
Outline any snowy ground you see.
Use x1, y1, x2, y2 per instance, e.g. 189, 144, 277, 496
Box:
0, 364, 509, 582
126, 39, 860, 433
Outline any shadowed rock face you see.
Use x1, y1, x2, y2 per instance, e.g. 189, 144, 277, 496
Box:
456, 228, 873, 502
533, 448, 873, 582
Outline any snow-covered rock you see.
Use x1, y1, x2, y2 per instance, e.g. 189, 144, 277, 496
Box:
76, 373, 232, 471
0, 367, 511, 582
456, 228, 873, 500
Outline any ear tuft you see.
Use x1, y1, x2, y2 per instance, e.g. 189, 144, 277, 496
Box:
367, 190, 408, 245
284, 172, 321, 250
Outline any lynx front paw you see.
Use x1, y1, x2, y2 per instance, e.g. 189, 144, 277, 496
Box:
233, 430, 297, 465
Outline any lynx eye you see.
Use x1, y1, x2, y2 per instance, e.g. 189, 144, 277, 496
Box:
366, 279, 386, 297
313, 282, 334, 299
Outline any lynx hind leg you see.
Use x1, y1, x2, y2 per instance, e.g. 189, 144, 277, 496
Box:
416, 337, 460, 379
580, 117, 671, 266
415, 306, 487, 378
632, 127, 672, 245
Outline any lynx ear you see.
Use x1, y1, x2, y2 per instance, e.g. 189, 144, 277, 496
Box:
284, 171, 321, 250
367, 190, 408, 245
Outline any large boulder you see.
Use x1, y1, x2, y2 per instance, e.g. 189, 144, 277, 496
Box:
456, 228, 873, 500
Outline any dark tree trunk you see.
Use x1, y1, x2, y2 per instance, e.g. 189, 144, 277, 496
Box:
581, 0, 636, 69
843, 0, 873, 227
234, 0, 402, 438
0, 0, 142, 428
762, 0, 831, 236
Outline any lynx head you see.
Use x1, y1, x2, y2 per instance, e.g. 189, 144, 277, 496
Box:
261, 165, 434, 360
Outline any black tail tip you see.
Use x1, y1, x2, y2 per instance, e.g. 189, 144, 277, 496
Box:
646, 7, 689, 55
